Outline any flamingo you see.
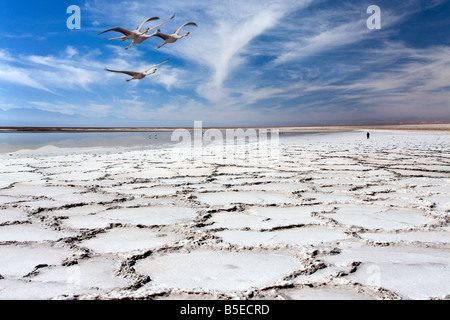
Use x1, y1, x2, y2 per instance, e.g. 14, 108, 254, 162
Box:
154, 22, 198, 49
104, 58, 170, 82
98, 15, 176, 50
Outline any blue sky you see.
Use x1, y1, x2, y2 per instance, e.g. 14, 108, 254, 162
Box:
0, 0, 449, 127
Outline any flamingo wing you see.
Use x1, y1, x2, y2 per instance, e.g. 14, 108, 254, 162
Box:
153, 32, 170, 40
104, 67, 138, 77
147, 14, 176, 31
136, 16, 159, 32
145, 58, 171, 73
98, 27, 132, 36
174, 22, 197, 35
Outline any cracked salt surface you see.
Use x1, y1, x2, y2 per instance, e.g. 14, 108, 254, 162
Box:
134, 250, 303, 293
360, 230, 450, 244
216, 226, 350, 247
322, 243, 450, 300
324, 205, 435, 230
32, 256, 131, 294
0, 129, 449, 300
79, 227, 183, 254
280, 286, 375, 300
0, 224, 77, 242
0, 244, 72, 278
195, 191, 298, 206
98, 206, 198, 226
205, 206, 327, 230
0, 208, 29, 224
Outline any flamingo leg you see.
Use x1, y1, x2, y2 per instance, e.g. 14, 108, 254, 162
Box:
125, 40, 136, 50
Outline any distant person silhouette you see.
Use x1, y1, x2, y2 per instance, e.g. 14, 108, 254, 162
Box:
367, 132, 370, 139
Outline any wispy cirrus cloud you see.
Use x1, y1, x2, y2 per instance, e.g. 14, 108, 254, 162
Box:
0, 47, 104, 93
0, 43, 176, 93
281, 42, 450, 124
28, 100, 113, 117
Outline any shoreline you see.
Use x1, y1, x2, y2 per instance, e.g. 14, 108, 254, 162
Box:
1, 125, 449, 155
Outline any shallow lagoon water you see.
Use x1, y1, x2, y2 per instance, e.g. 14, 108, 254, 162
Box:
0, 132, 174, 153
0, 130, 316, 154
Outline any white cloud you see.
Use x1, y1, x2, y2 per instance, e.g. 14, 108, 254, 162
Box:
28, 101, 80, 115
274, 18, 371, 65
0, 47, 105, 93
283, 44, 450, 123
154, 68, 181, 90
0, 44, 172, 93
0, 63, 54, 93
65, 46, 79, 59
28, 100, 113, 118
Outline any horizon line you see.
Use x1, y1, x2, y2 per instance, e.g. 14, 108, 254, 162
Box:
1, 122, 450, 133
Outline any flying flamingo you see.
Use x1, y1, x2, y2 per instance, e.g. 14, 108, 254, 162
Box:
104, 58, 171, 82
153, 22, 198, 49
98, 15, 176, 50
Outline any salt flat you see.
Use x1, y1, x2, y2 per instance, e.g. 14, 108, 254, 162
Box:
0, 127, 449, 300
134, 250, 303, 293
